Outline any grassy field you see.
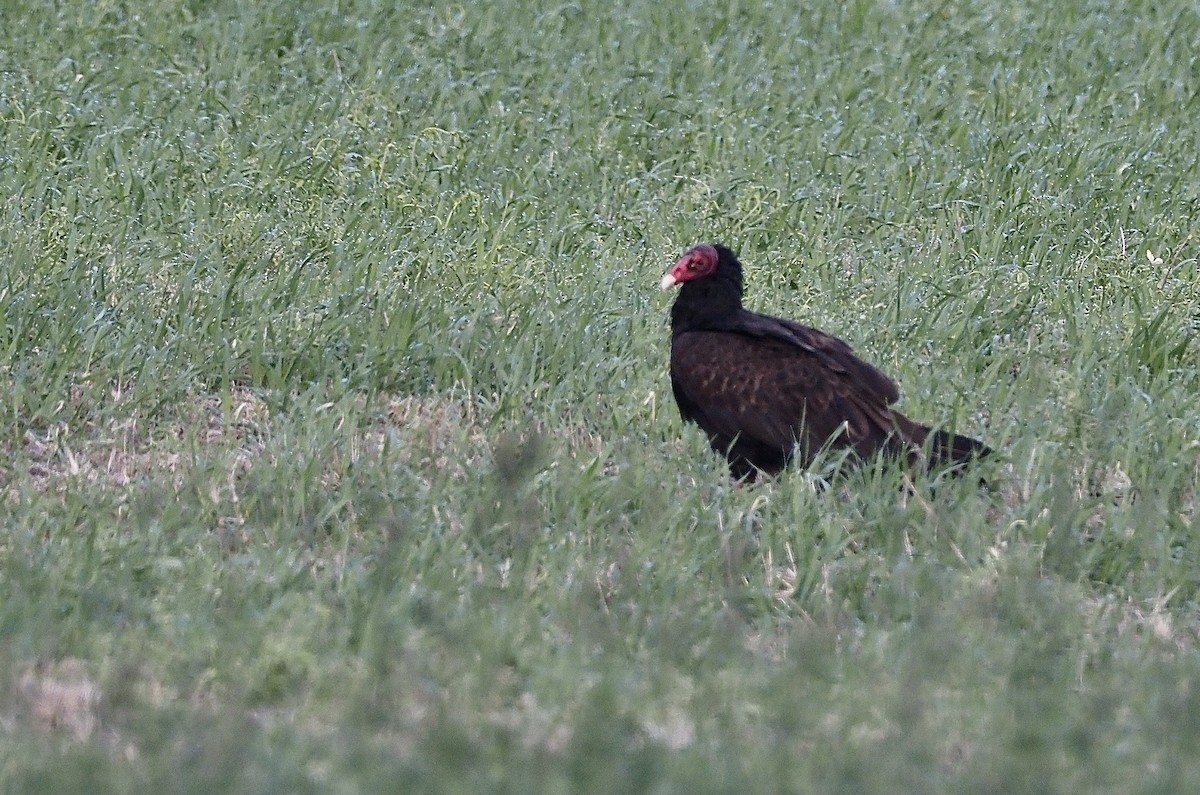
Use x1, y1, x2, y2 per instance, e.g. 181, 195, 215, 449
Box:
2, 0, 1199, 791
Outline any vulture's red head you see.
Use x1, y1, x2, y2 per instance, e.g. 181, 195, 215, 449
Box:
660, 244, 721, 290
662, 244, 746, 329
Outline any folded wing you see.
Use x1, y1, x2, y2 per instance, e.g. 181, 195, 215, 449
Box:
669, 317, 913, 476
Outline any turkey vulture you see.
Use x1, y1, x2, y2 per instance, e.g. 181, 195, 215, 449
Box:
661, 244, 991, 480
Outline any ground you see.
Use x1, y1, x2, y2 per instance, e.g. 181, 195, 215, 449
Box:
2, 0, 1199, 792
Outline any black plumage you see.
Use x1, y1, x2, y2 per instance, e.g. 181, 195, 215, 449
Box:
661, 244, 990, 480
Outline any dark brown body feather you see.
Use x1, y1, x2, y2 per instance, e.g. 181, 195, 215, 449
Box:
665, 245, 989, 480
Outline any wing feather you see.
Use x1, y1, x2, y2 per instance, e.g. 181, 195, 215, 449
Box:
670, 325, 906, 474
704, 311, 900, 404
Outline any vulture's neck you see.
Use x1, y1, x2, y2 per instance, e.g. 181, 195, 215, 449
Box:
669, 271, 744, 335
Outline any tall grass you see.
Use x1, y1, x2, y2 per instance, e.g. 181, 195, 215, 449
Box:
2, 0, 1199, 792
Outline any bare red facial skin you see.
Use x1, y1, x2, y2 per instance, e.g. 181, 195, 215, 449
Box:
659, 244, 719, 290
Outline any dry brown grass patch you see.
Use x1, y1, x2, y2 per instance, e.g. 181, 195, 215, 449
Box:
16, 658, 100, 742
8, 386, 270, 499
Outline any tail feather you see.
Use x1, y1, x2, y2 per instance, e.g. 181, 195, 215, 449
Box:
891, 413, 991, 470
925, 427, 992, 469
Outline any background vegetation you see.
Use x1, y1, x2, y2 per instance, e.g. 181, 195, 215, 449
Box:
2, 0, 1198, 791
